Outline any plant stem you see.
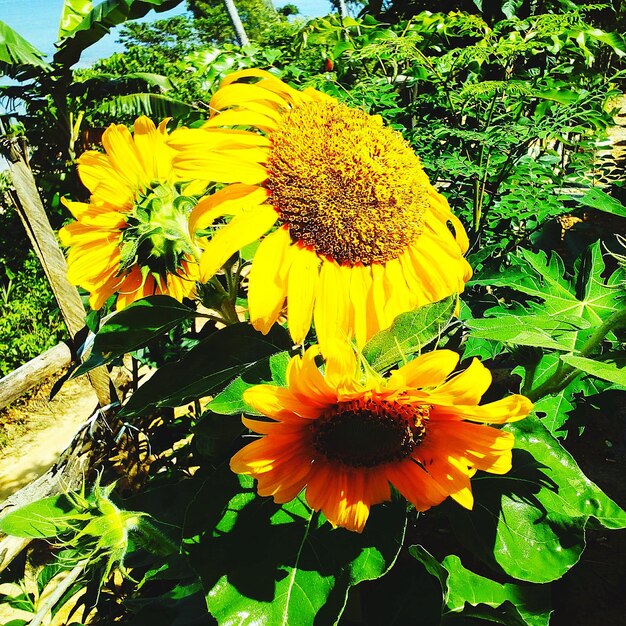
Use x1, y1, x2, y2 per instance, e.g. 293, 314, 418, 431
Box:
30, 559, 88, 626
527, 307, 626, 401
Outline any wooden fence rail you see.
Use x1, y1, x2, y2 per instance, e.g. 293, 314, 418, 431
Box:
0, 342, 72, 411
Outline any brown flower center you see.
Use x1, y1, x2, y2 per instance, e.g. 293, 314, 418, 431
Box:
266, 101, 430, 265
311, 398, 430, 468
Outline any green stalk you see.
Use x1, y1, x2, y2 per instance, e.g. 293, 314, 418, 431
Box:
527, 307, 626, 402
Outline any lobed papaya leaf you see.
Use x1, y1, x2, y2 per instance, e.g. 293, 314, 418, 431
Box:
560, 354, 626, 387
443, 416, 626, 583
575, 187, 626, 218
470, 243, 626, 352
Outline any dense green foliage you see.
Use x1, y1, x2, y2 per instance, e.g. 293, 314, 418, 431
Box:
1, 0, 626, 624
0, 247, 65, 377
0, 180, 65, 375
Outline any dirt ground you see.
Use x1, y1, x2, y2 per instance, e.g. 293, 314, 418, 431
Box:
0, 375, 98, 502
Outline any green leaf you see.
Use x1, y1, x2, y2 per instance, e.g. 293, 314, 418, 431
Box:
54, 0, 184, 67
120, 324, 291, 418
0, 494, 81, 538
575, 187, 626, 218
58, 0, 94, 39
0, 20, 51, 80
410, 546, 552, 626
184, 470, 406, 626
585, 28, 626, 57
444, 416, 626, 583
532, 389, 576, 438
517, 350, 614, 437
532, 88, 579, 105
208, 351, 291, 416
76, 296, 196, 375
560, 354, 626, 387
472, 244, 626, 352
95, 92, 196, 121
464, 313, 586, 351
363, 296, 457, 372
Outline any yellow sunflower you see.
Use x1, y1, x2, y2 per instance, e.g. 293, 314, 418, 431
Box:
169, 69, 472, 351
231, 346, 532, 533
59, 116, 201, 310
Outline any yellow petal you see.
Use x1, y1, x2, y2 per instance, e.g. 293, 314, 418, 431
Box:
428, 358, 492, 405
198, 204, 278, 281
210, 83, 288, 112
101, 123, 149, 188
313, 259, 350, 354
203, 109, 278, 133
439, 395, 533, 424
373, 262, 391, 332
133, 116, 174, 182
248, 226, 292, 335
61, 198, 89, 219
190, 184, 267, 234
173, 152, 269, 186
389, 350, 460, 390
169, 127, 271, 150
243, 385, 321, 420
287, 246, 320, 345
349, 264, 373, 348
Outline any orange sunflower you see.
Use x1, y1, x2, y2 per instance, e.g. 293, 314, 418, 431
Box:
231, 346, 532, 532
59, 116, 201, 310
169, 70, 472, 351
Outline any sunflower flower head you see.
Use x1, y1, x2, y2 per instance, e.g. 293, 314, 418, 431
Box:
170, 70, 472, 352
231, 346, 532, 533
60, 117, 201, 310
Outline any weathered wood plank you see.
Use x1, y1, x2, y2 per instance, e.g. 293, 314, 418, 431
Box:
4, 138, 114, 407
0, 342, 72, 410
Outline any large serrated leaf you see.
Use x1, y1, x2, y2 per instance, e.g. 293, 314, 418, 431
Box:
575, 187, 626, 217
75, 295, 197, 376
464, 313, 586, 350
362, 296, 457, 372
120, 324, 291, 418
515, 353, 613, 437
443, 416, 626, 583
470, 243, 626, 352
183, 470, 406, 626
410, 546, 552, 626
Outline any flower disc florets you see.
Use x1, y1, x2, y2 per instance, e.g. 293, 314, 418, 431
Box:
312, 398, 430, 468
267, 101, 430, 265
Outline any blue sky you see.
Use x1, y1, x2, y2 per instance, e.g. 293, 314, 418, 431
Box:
0, 0, 332, 67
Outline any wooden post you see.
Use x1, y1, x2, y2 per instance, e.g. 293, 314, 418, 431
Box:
2, 136, 114, 407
